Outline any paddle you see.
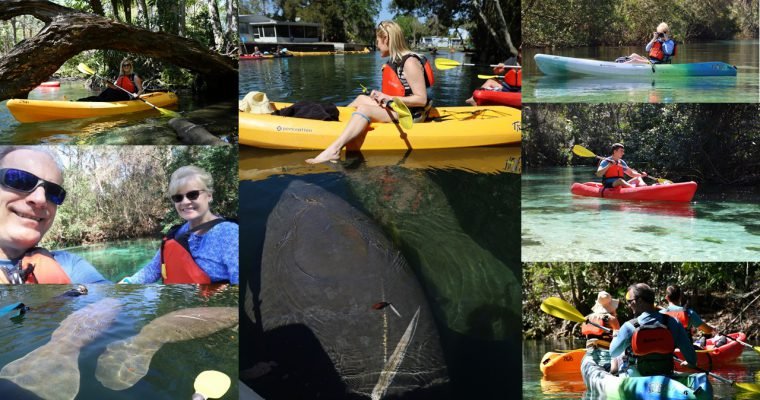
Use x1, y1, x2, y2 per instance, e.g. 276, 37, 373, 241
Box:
571, 144, 673, 184
0, 302, 27, 318
720, 332, 760, 355
359, 84, 413, 130
676, 356, 760, 393
77, 63, 180, 117
192, 370, 231, 400
434, 57, 521, 71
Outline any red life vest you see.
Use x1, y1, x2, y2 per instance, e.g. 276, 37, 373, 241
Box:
160, 219, 227, 284
21, 249, 72, 284
649, 41, 675, 62
602, 160, 625, 179
115, 73, 137, 94
630, 320, 675, 356
664, 309, 689, 329
381, 53, 435, 97
504, 69, 522, 88
581, 313, 620, 339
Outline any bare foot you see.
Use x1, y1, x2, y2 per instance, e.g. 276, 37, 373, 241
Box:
306, 148, 340, 164
465, 97, 476, 106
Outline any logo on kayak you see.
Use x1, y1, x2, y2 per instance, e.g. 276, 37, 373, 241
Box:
513, 121, 521, 131
276, 125, 313, 133
562, 355, 573, 362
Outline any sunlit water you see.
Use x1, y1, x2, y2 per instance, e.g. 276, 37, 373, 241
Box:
240, 51, 490, 106
62, 238, 160, 283
239, 147, 522, 398
523, 339, 760, 399
0, 81, 229, 144
523, 41, 759, 103
0, 284, 238, 400
522, 167, 760, 262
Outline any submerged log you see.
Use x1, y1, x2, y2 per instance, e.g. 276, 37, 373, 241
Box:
168, 118, 229, 145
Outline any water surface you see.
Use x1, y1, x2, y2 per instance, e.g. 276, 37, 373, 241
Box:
63, 238, 160, 282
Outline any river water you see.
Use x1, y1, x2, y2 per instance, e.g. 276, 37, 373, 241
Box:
523, 40, 759, 103
62, 238, 160, 283
522, 167, 760, 262
523, 339, 760, 399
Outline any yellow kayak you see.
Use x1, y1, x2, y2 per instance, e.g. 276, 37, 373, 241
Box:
239, 102, 521, 150
6, 92, 178, 123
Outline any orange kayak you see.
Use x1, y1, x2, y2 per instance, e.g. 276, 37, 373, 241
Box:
540, 348, 585, 377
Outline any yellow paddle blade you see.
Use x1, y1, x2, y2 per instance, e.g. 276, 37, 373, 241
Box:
434, 57, 461, 70
735, 382, 760, 393
389, 97, 413, 130
571, 145, 597, 158
194, 370, 231, 399
540, 297, 586, 324
77, 63, 96, 75
478, 74, 500, 79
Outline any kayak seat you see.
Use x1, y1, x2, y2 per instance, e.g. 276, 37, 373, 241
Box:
413, 100, 433, 123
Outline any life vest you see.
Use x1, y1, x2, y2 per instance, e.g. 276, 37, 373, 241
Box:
115, 73, 137, 94
663, 309, 689, 329
602, 160, 625, 179
19, 249, 71, 284
381, 53, 435, 97
503, 69, 522, 88
628, 317, 676, 376
649, 40, 676, 63
160, 218, 228, 284
581, 313, 619, 340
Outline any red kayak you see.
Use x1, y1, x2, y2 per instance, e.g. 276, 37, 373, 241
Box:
472, 89, 521, 108
570, 181, 697, 202
39, 81, 60, 87
675, 332, 746, 371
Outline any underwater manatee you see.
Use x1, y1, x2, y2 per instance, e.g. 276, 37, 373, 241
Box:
250, 180, 448, 399
0, 298, 122, 400
95, 306, 238, 390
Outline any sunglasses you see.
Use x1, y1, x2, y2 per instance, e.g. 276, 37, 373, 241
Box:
0, 168, 66, 205
123, 64, 132, 67
171, 190, 205, 203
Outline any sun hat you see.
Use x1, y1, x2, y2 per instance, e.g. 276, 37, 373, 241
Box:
239, 91, 273, 114
591, 291, 619, 314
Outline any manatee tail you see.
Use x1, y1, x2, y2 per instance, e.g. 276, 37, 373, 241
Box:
95, 337, 161, 390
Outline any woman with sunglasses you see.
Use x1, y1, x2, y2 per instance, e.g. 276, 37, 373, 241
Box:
78, 57, 144, 102
306, 20, 434, 163
0, 146, 108, 284
120, 166, 238, 284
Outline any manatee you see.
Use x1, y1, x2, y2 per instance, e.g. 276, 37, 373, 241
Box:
95, 306, 238, 390
0, 298, 122, 400
249, 180, 448, 398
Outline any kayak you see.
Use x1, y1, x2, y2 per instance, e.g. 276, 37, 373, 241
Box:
6, 92, 178, 123
39, 81, 60, 87
239, 102, 521, 150
472, 89, 521, 108
582, 351, 713, 400
535, 54, 737, 77
240, 54, 292, 60
674, 332, 746, 371
540, 349, 585, 377
570, 182, 697, 203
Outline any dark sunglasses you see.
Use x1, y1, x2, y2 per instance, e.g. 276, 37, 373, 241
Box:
171, 190, 205, 203
0, 168, 66, 205
123, 63, 132, 67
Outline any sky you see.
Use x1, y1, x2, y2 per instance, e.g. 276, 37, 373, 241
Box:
376, 0, 394, 23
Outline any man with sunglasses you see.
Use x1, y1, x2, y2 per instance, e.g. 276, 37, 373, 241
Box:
0, 146, 108, 284
608, 283, 696, 376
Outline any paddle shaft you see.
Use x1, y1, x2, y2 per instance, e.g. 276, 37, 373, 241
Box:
721, 332, 760, 353
585, 153, 668, 183
88, 71, 166, 111
460, 62, 520, 68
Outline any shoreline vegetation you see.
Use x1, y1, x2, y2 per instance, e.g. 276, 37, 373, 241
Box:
523, 263, 760, 342
522, 0, 758, 48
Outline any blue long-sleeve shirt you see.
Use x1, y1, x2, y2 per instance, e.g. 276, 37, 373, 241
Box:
610, 310, 697, 366
1, 251, 110, 283
125, 221, 239, 284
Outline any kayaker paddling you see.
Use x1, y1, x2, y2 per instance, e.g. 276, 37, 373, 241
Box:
466, 46, 521, 106
596, 143, 648, 189
306, 20, 433, 164
621, 22, 676, 64
77, 58, 144, 102
661, 285, 723, 348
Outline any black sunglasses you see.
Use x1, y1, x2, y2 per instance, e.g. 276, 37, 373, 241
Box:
171, 190, 205, 203
0, 168, 66, 205
123, 63, 132, 67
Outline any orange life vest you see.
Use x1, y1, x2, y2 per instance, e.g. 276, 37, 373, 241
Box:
115, 74, 137, 94
603, 160, 625, 179
581, 313, 620, 340
504, 69, 522, 88
160, 219, 227, 284
381, 53, 435, 97
21, 249, 72, 284
664, 309, 689, 329
648, 41, 675, 62
630, 320, 675, 356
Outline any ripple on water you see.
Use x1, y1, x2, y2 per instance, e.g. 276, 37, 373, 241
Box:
632, 225, 670, 236
744, 224, 760, 236
747, 246, 760, 252
702, 237, 724, 244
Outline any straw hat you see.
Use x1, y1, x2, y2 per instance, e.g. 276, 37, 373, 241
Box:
239, 91, 273, 114
591, 291, 619, 314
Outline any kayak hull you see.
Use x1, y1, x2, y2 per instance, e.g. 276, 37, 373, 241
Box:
240, 54, 292, 60
674, 332, 746, 371
472, 89, 521, 108
39, 81, 61, 87
582, 352, 713, 400
570, 181, 697, 203
535, 54, 737, 77
239, 102, 521, 150
540, 349, 585, 377
6, 92, 178, 123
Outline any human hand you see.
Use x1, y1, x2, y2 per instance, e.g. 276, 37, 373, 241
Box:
494, 63, 506, 74
653, 32, 660, 40
370, 90, 392, 106
641, 171, 648, 177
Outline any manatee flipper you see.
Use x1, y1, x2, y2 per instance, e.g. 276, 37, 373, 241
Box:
0, 298, 122, 400
95, 307, 238, 390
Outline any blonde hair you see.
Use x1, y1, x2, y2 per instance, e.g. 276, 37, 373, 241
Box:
377, 21, 410, 63
657, 22, 670, 34
119, 58, 135, 77
168, 165, 214, 197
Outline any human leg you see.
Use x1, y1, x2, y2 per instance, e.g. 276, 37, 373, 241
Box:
306, 104, 396, 163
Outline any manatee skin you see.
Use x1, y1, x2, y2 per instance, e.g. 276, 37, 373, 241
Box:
95, 306, 237, 390
253, 180, 448, 399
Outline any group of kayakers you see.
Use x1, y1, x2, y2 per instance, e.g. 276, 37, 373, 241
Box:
0, 146, 238, 285
583, 284, 725, 377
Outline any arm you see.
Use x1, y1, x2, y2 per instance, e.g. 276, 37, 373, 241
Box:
688, 309, 715, 334
377, 56, 428, 108
663, 39, 674, 55
226, 224, 239, 284
670, 316, 698, 366
596, 159, 613, 177
609, 322, 633, 357
122, 249, 162, 284
134, 74, 144, 96
52, 251, 110, 283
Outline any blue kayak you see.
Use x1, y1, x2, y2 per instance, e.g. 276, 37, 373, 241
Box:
535, 54, 737, 77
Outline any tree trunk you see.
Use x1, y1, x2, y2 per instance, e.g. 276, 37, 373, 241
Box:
225, 0, 238, 52
205, 0, 224, 51
88, 0, 105, 16
178, 0, 185, 36
109, 0, 121, 21
11, 17, 17, 43
0, 0, 237, 101
136, 0, 149, 28
122, 0, 131, 25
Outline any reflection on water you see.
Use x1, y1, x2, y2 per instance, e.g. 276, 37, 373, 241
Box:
522, 167, 760, 261
63, 238, 160, 283
240, 153, 521, 398
0, 284, 238, 400
523, 41, 759, 103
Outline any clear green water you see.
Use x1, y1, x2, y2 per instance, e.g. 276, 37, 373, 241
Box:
523, 339, 760, 399
240, 52, 488, 105
522, 167, 760, 262
63, 238, 160, 283
239, 153, 521, 398
0, 284, 238, 400
523, 40, 759, 103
